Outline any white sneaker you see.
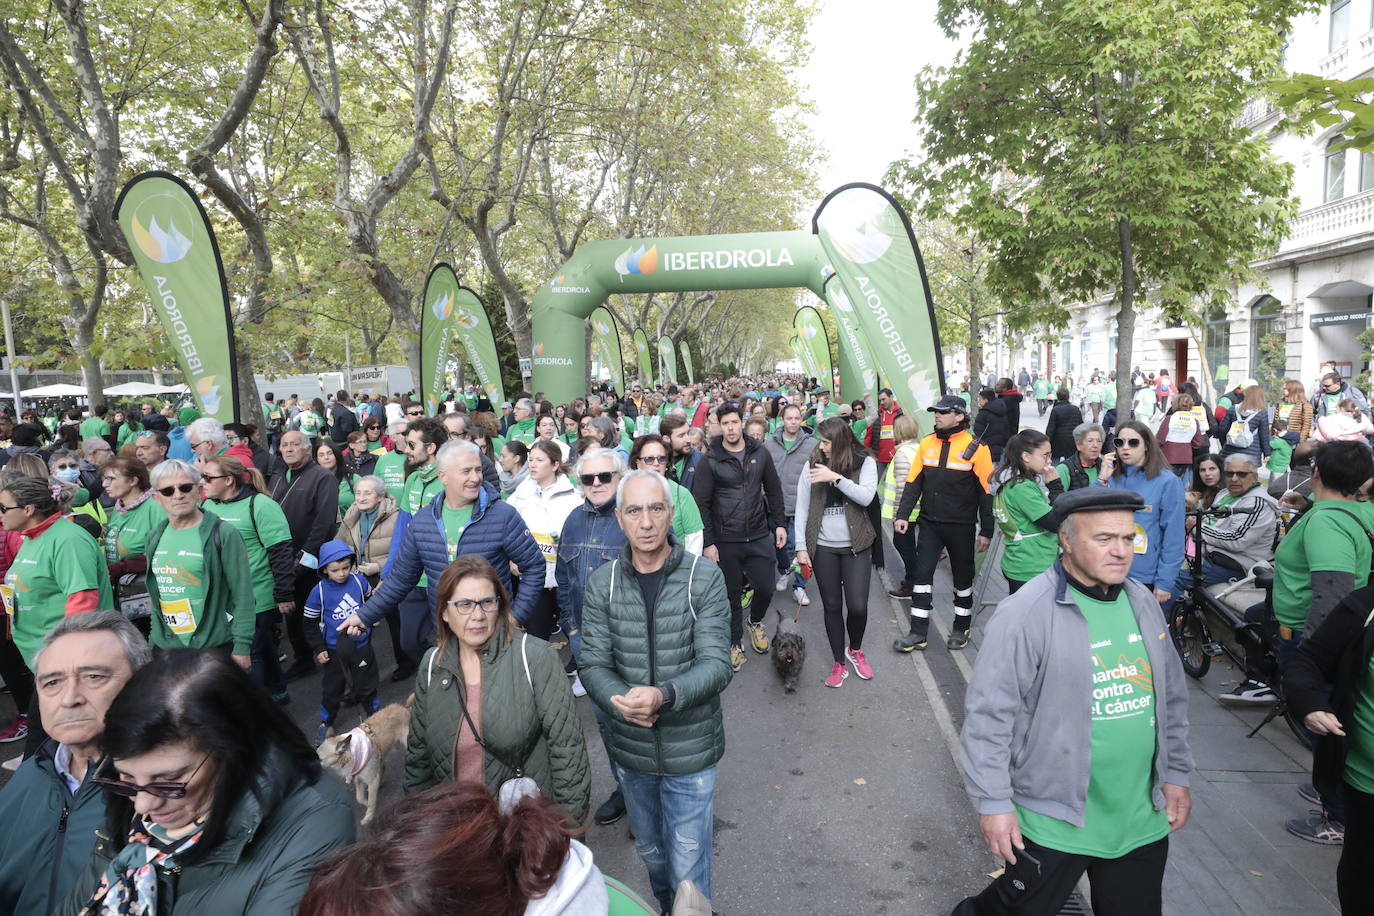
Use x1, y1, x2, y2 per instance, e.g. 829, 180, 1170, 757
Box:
793, 586, 810, 606
775, 573, 791, 591
571, 673, 587, 698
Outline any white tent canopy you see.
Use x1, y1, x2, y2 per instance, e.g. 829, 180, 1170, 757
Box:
20, 383, 87, 397
103, 381, 186, 396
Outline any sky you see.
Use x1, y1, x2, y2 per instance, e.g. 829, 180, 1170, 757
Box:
799, 0, 963, 196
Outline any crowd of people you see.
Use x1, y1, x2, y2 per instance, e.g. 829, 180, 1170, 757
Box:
0, 361, 1372, 913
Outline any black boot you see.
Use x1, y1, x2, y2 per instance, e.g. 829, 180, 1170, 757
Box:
893, 615, 930, 653
947, 613, 972, 650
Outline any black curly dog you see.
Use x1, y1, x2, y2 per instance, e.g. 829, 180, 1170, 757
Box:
771, 611, 806, 693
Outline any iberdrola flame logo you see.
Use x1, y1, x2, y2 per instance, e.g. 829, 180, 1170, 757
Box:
455, 308, 479, 329
614, 244, 658, 280
431, 291, 453, 321
799, 324, 818, 340
635, 338, 646, 353
132, 216, 193, 264
595, 320, 610, 335
534, 342, 545, 356
196, 376, 222, 416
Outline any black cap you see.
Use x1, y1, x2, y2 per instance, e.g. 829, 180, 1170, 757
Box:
1050, 487, 1144, 527
927, 395, 968, 414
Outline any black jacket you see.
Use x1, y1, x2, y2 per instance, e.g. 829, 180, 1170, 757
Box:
1045, 400, 1084, 460
327, 402, 359, 443
999, 390, 1024, 435
972, 398, 1010, 454
1284, 584, 1374, 803
268, 461, 340, 559
695, 435, 785, 546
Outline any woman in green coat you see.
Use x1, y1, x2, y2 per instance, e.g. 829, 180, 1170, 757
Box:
405, 555, 591, 825
60, 650, 354, 915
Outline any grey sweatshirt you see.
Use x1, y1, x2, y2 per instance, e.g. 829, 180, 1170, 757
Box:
960, 562, 1192, 828
793, 457, 877, 549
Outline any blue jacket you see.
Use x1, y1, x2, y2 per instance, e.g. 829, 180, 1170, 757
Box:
1096, 464, 1186, 594
360, 486, 544, 625
555, 496, 627, 633
167, 425, 193, 461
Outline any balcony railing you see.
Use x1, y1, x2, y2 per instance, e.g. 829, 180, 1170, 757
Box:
1238, 96, 1276, 129
1279, 190, 1374, 252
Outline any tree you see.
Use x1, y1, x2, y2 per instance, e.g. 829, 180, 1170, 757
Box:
898, 0, 1300, 418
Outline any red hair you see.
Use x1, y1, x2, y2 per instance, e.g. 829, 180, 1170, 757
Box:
298, 782, 572, 916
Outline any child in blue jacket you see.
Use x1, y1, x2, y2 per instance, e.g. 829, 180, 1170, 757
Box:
305, 540, 379, 745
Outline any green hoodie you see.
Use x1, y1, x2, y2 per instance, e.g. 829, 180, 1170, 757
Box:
144, 513, 257, 655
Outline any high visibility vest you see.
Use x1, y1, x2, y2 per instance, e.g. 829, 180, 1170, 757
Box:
881, 442, 921, 522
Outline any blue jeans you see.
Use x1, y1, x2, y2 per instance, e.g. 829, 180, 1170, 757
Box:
1160, 559, 1235, 616
776, 515, 804, 588
620, 765, 717, 911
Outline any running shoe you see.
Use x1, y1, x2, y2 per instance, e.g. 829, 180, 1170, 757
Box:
571, 673, 587, 698
1285, 812, 1344, 845
793, 586, 810, 606
740, 586, 755, 610
775, 573, 791, 591
0, 715, 27, 744
1298, 783, 1321, 807
947, 630, 971, 650
749, 621, 770, 654
846, 647, 874, 680
730, 644, 747, 671
825, 661, 848, 688
887, 583, 913, 599
1218, 679, 1277, 705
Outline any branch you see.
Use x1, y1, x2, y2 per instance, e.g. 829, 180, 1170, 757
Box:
192, 0, 285, 158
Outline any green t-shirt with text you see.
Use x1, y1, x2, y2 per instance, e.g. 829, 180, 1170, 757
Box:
203, 494, 293, 613
1016, 586, 1169, 857
442, 504, 475, 563
994, 478, 1058, 582
1273, 500, 1372, 630
152, 524, 210, 646
6, 518, 114, 667
375, 450, 407, 502
104, 497, 168, 562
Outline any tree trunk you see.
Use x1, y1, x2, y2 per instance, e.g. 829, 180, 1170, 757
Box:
76, 328, 104, 411
968, 307, 982, 417
1114, 215, 1136, 428
398, 327, 421, 394
234, 336, 261, 424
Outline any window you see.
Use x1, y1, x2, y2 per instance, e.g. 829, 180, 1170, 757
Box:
1251, 296, 1286, 394
1203, 306, 1230, 393
1081, 329, 1091, 375
1332, 0, 1350, 52
1326, 136, 1348, 202
1363, 150, 1374, 192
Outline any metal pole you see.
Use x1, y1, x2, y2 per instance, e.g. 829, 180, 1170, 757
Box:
1, 299, 22, 417
344, 334, 352, 392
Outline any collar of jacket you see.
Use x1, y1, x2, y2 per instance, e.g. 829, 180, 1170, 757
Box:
579, 495, 617, 517
193, 745, 307, 866
933, 424, 971, 443
1051, 559, 1124, 603
427, 482, 492, 523
708, 435, 757, 460
432, 620, 515, 677
614, 536, 685, 575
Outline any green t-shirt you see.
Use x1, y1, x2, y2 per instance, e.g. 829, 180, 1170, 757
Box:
203, 493, 293, 613
402, 464, 443, 515
508, 417, 537, 444
375, 450, 407, 502
297, 410, 323, 437
1056, 462, 1100, 491
994, 478, 1058, 582
1033, 379, 1050, 398
78, 416, 110, 441
151, 524, 210, 647
1273, 500, 1372, 630
338, 475, 357, 517
1103, 385, 1117, 409
1347, 654, 1374, 794
442, 504, 474, 563
1016, 586, 1170, 857
666, 478, 704, 542
462, 391, 477, 409
850, 418, 869, 441
5, 518, 114, 667
104, 496, 168, 562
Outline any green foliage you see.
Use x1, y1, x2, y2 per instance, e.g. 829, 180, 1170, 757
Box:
1273, 70, 1374, 153
1254, 331, 1287, 402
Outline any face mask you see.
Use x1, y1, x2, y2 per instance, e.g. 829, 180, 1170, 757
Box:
54, 467, 80, 483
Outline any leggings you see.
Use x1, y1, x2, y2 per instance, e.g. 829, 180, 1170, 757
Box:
814, 546, 871, 662
716, 536, 777, 646
1341, 781, 1374, 913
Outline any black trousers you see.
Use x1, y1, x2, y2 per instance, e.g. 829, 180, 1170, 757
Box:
1341, 781, 1374, 914
716, 536, 776, 645
953, 834, 1168, 916
0, 636, 33, 723
814, 546, 871, 662
1005, 575, 1026, 595
290, 567, 320, 664
869, 463, 888, 568
250, 610, 286, 694
397, 586, 436, 661
523, 586, 559, 641
910, 519, 977, 615
320, 634, 380, 724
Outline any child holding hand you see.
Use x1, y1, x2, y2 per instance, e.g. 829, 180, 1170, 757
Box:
305, 540, 380, 746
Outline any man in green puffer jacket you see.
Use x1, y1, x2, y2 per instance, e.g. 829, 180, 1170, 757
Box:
580, 470, 732, 914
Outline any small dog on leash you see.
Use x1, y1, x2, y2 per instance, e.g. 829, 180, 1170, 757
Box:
771, 609, 806, 693
317, 700, 412, 824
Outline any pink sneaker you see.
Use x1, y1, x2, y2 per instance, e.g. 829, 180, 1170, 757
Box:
0, 714, 28, 743
846, 647, 873, 680
824, 661, 848, 688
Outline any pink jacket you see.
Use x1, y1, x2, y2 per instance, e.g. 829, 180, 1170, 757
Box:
1314, 413, 1374, 442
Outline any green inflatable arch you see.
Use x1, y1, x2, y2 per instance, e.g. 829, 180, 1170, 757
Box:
530, 184, 946, 410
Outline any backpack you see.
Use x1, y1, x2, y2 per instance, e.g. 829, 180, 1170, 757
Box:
265, 403, 285, 433
1227, 410, 1258, 450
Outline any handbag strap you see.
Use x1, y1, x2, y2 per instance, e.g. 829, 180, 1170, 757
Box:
447, 634, 535, 777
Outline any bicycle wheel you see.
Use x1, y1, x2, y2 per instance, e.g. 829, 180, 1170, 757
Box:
1170, 603, 1211, 679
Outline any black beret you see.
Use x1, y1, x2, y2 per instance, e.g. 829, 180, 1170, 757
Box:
1051, 487, 1144, 527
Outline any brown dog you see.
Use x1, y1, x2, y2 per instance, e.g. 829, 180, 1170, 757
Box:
316, 701, 411, 825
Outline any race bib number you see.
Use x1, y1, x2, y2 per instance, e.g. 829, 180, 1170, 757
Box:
533, 531, 558, 565
1133, 524, 1148, 555
160, 598, 198, 636
0, 583, 13, 617
1277, 403, 1293, 423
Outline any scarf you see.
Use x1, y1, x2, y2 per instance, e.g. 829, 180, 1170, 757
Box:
356, 505, 379, 560
81, 817, 206, 916
337, 726, 375, 783
114, 489, 155, 515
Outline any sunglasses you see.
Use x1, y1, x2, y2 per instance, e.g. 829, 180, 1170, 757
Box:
157, 483, 197, 496
638, 455, 669, 465
406, 410, 424, 417
1113, 437, 1143, 448
579, 471, 616, 486
1223, 470, 1254, 478
200, 473, 229, 482
93, 754, 211, 799
932, 408, 957, 415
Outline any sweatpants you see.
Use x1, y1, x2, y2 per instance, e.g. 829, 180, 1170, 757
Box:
320, 634, 380, 725
814, 545, 871, 662
909, 519, 977, 637
953, 834, 1168, 916
716, 535, 776, 646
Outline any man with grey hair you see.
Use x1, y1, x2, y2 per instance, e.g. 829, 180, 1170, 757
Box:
338, 439, 543, 654
580, 469, 732, 912
78, 436, 115, 506
1193, 454, 1279, 583
269, 429, 339, 676
556, 447, 630, 824
0, 611, 150, 914
507, 397, 537, 444
1056, 422, 1106, 491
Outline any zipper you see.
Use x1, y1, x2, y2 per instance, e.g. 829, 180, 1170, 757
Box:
642, 567, 663, 767
49, 800, 70, 906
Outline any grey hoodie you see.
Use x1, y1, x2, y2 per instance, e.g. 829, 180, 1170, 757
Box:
762, 425, 817, 516
960, 562, 1192, 828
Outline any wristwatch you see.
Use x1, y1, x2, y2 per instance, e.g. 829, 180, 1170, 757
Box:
659, 682, 676, 710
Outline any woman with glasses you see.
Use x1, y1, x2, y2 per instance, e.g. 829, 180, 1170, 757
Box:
404, 555, 590, 825
1097, 420, 1186, 604
61, 649, 354, 914
506, 440, 580, 640
629, 435, 704, 555
142, 460, 256, 666
102, 458, 167, 631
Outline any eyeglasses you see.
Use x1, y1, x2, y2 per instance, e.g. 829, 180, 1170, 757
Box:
622, 502, 668, 519
446, 596, 500, 616
638, 455, 669, 466
1113, 437, 1143, 448
406, 410, 424, 417
93, 754, 211, 799
580, 471, 616, 486
156, 483, 197, 496
200, 473, 229, 482
0, 503, 20, 513
1223, 470, 1254, 478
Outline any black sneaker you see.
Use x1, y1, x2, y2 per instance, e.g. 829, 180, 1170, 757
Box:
595, 788, 626, 825
893, 631, 928, 653
390, 665, 417, 683
947, 630, 971, 650
1285, 811, 1344, 845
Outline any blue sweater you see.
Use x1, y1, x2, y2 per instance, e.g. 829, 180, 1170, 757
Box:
1095, 464, 1186, 594
360, 486, 544, 625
